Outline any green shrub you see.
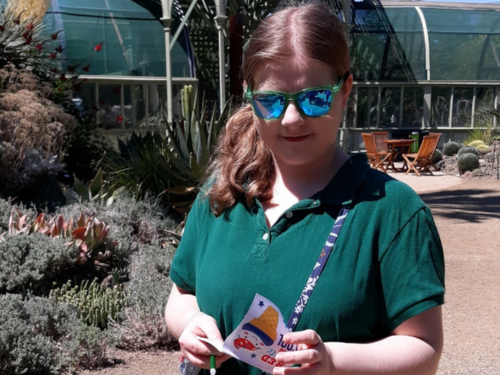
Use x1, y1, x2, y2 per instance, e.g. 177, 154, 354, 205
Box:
0, 293, 106, 374
110, 244, 177, 350
0, 233, 76, 295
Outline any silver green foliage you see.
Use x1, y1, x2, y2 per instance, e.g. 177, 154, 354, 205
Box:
0, 233, 76, 294
109, 244, 176, 350
443, 141, 462, 156
457, 153, 480, 174
0, 293, 105, 374
457, 145, 480, 158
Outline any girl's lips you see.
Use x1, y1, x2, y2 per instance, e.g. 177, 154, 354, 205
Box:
282, 135, 310, 142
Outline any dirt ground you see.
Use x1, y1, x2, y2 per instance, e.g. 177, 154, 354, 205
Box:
79, 177, 500, 375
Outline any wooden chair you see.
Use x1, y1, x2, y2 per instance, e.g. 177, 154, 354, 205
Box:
362, 133, 391, 172
402, 133, 442, 176
371, 132, 396, 172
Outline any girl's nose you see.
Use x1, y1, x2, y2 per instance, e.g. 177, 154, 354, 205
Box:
281, 101, 304, 126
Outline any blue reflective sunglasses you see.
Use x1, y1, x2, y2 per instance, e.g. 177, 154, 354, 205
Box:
245, 79, 344, 120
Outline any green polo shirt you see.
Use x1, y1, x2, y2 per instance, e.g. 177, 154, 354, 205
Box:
170, 153, 445, 375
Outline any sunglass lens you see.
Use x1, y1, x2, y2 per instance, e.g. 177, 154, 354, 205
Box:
297, 89, 332, 116
253, 93, 285, 119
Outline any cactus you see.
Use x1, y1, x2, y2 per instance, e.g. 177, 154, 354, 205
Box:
49, 279, 128, 329
457, 145, 480, 158
476, 144, 491, 154
467, 140, 485, 148
457, 153, 480, 174
443, 141, 462, 156
431, 149, 443, 165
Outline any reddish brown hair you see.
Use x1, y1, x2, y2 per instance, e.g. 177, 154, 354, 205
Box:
205, 2, 350, 215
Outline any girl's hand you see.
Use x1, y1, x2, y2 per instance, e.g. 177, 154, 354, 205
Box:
272, 330, 334, 375
178, 312, 231, 369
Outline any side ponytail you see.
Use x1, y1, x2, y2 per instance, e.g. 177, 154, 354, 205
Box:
205, 104, 274, 216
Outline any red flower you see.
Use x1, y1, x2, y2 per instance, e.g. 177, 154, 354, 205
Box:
83, 78, 88, 82
50, 67, 58, 72
94, 42, 104, 52
60, 73, 67, 81
112, 87, 121, 94
22, 31, 30, 39
55, 45, 63, 53
25, 23, 34, 30
50, 53, 57, 59
116, 116, 123, 123
82, 64, 90, 72
51, 30, 62, 40
67, 65, 75, 72
24, 36, 32, 45
13, 18, 20, 25
0, 25, 4, 32
35, 43, 44, 51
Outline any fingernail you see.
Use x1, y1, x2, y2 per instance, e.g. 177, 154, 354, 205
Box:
276, 354, 283, 363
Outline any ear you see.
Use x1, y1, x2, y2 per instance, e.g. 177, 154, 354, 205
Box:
341, 73, 353, 108
243, 80, 248, 94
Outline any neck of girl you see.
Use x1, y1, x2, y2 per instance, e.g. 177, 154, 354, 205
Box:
272, 146, 349, 202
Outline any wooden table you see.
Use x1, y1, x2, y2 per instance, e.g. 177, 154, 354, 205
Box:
382, 139, 417, 172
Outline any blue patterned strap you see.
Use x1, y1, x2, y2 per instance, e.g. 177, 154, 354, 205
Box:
286, 203, 351, 331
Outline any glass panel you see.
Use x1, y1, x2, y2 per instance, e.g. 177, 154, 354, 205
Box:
402, 87, 423, 127
385, 7, 426, 81
431, 87, 451, 127
379, 87, 402, 127
42, 0, 193, 77
474, 87, 497, 128
422, 8, 500, 80
451, 87, 473, 127
355, 87, 379, 128
96, 84, 124, 130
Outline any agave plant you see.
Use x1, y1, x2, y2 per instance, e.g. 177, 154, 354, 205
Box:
101, 86, 231, 212
60, 168, 126, 206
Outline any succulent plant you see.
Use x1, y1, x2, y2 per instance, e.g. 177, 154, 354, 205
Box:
49, 278, 128, 329
457, 153, 480, 174
431, 149, 443, 165
60, 168, 126, 206
457, 145, 480, 158
4, 208, 117, 265
467, 140, 485, 148
476, 144, 491, 154
443, 141, 462, 156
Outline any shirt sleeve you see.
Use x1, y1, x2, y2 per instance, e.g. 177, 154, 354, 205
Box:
169, 194, 207, 294
378, 205, 445, 332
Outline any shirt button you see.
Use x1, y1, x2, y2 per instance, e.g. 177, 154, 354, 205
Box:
286, 212, 293, 219
262, 233, 269, 240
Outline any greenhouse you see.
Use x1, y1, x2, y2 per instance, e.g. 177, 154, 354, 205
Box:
341, 0, 500, 151
2, 0, 499, 150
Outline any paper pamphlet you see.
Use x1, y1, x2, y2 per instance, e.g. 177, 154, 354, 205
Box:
197, 293, 297, 373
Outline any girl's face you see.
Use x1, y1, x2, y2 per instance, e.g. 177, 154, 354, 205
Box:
250, 56, 352, 170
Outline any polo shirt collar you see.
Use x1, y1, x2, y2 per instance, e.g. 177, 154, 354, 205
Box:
310, 153, 370, 206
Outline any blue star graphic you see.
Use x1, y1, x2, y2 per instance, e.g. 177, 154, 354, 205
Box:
258, 300, 265, 308
251, 353, 257, 358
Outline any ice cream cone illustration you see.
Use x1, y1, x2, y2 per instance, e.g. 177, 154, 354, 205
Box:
242, 306, 278, 346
